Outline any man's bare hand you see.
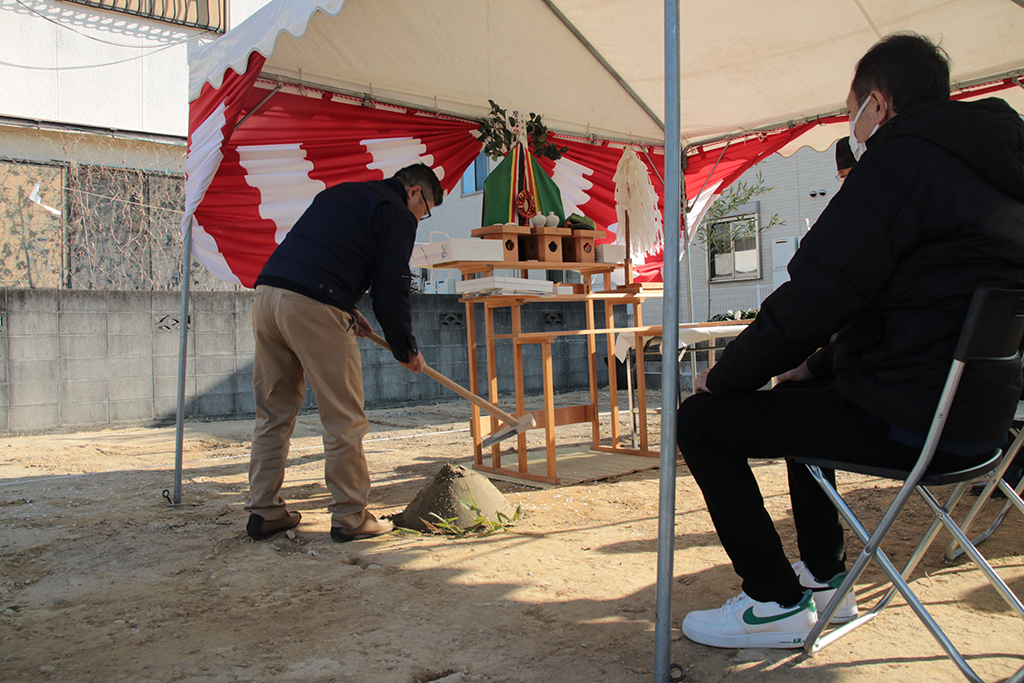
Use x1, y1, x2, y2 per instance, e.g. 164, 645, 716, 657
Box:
694, 368, 712, 394
351, 309, 372, 338
400, 351, 426, 374
776, 360, 813, 384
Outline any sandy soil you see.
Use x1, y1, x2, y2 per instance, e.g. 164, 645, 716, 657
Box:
0, 390, 1021, 683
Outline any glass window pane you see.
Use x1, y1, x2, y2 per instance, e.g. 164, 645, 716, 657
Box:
708, 214, 761, 280
734, 234, 758, 275
709, 222, 732, 254
463, 153, 487, 194
711, 253, 734, 278
709, 221, 733, 279
733, 217, 755, 234
474, 155, 487, 189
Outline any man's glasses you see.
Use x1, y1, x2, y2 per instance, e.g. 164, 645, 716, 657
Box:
421, 192, 432, 220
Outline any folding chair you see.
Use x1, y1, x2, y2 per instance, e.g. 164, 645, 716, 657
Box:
793, 287, 1024, 683
944, 402, 1024, 563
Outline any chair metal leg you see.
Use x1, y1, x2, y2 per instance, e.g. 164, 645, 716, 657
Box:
873, 481, 972, 609
802, 466, 1023, 683
945, 431, 1024, 562
947, 475, 1024, 562
804, 466, 918, 638
917, 486, 1024, 618
798, 291, 1024, 681
807, 510, 989, 683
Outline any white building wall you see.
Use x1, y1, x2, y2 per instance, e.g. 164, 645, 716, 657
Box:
421, 180, 484, 243
0, 0, 273, 137
0, 0, 275, 295
228, 0, 272, 27
670, 143, 841, 324
2, 1, 199, 135
414, 164, 487, 294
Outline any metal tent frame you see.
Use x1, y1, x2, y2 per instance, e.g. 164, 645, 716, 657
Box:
174, 4, 1024, 680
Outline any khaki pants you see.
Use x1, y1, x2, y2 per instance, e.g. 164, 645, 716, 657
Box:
246, 285, 370, 530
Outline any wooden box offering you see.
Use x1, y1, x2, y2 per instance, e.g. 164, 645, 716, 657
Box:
522, 226, 571, 262
563, 228, 597, 263
471, 224, 531, 263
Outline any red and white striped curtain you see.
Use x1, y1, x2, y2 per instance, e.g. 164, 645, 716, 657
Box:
184, 56, 837, 286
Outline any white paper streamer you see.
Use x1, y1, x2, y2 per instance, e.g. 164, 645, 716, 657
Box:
612, 148, 662, 257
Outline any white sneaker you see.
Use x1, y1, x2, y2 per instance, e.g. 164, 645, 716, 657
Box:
681, 590, 817, 649
793, 561, 859, 624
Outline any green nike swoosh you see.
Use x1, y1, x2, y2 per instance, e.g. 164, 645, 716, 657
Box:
742, 605, 805, 625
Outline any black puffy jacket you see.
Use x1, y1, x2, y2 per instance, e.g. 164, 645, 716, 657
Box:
706, 97, 1024, 443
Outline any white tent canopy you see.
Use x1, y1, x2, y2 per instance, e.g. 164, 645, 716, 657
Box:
181, 3, 1024, 677
189, 0, 1024, 151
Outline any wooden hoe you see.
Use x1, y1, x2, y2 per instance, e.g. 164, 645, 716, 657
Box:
364, 331, 535, 447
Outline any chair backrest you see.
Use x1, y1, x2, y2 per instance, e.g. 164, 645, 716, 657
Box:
954, 288, 1024, 363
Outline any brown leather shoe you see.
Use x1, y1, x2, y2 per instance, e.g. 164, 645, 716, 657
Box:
330, 512, 393, 542
246, 510, 301, 540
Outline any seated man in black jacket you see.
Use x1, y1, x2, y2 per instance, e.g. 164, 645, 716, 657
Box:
677, 33, 1024, 649
245, 164, 441, 543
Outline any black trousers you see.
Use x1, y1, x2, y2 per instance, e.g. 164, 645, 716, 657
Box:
677, 382, 931, 606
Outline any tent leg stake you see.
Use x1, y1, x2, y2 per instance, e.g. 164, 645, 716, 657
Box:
162, 489, 184, 508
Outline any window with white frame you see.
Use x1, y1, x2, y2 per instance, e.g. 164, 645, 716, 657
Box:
708, 213, 762, 282
462, 153, 488, 195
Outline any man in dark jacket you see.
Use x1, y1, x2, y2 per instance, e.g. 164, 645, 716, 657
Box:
245, 164, 442, 543
835, 136, 855, 182
677, 33, 1024, 650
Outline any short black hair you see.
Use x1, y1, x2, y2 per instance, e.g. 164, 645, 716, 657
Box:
835, 136, 856, 172
393, 163, 444, 207
852, 32, 950, 113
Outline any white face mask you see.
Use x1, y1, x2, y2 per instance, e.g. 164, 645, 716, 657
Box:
848, 95, 883, 161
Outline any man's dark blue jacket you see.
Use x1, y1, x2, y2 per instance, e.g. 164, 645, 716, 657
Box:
256, 177, 418, 362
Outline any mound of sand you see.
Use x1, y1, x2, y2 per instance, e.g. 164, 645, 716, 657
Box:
392, 464, 515, 532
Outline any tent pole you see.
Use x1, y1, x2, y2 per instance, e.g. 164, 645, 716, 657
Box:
653, 0, 682, 680
169, 219, 193, 507
684, 233, 693, 324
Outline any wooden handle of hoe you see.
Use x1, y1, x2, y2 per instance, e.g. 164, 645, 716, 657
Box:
363, 330, 519, 425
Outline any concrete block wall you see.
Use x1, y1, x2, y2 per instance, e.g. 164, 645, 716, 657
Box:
0, 289, 615, 433
0, 289, 248, 432
4, 290, 59, 431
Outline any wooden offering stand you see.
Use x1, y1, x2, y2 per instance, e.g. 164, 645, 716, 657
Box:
563, 228, 603, 263
471, 224, 531, 263
471, 224, 603, 265
521, 226, 571, 262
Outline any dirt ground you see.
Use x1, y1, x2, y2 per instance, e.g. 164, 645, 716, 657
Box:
0, 389, 1021, 683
